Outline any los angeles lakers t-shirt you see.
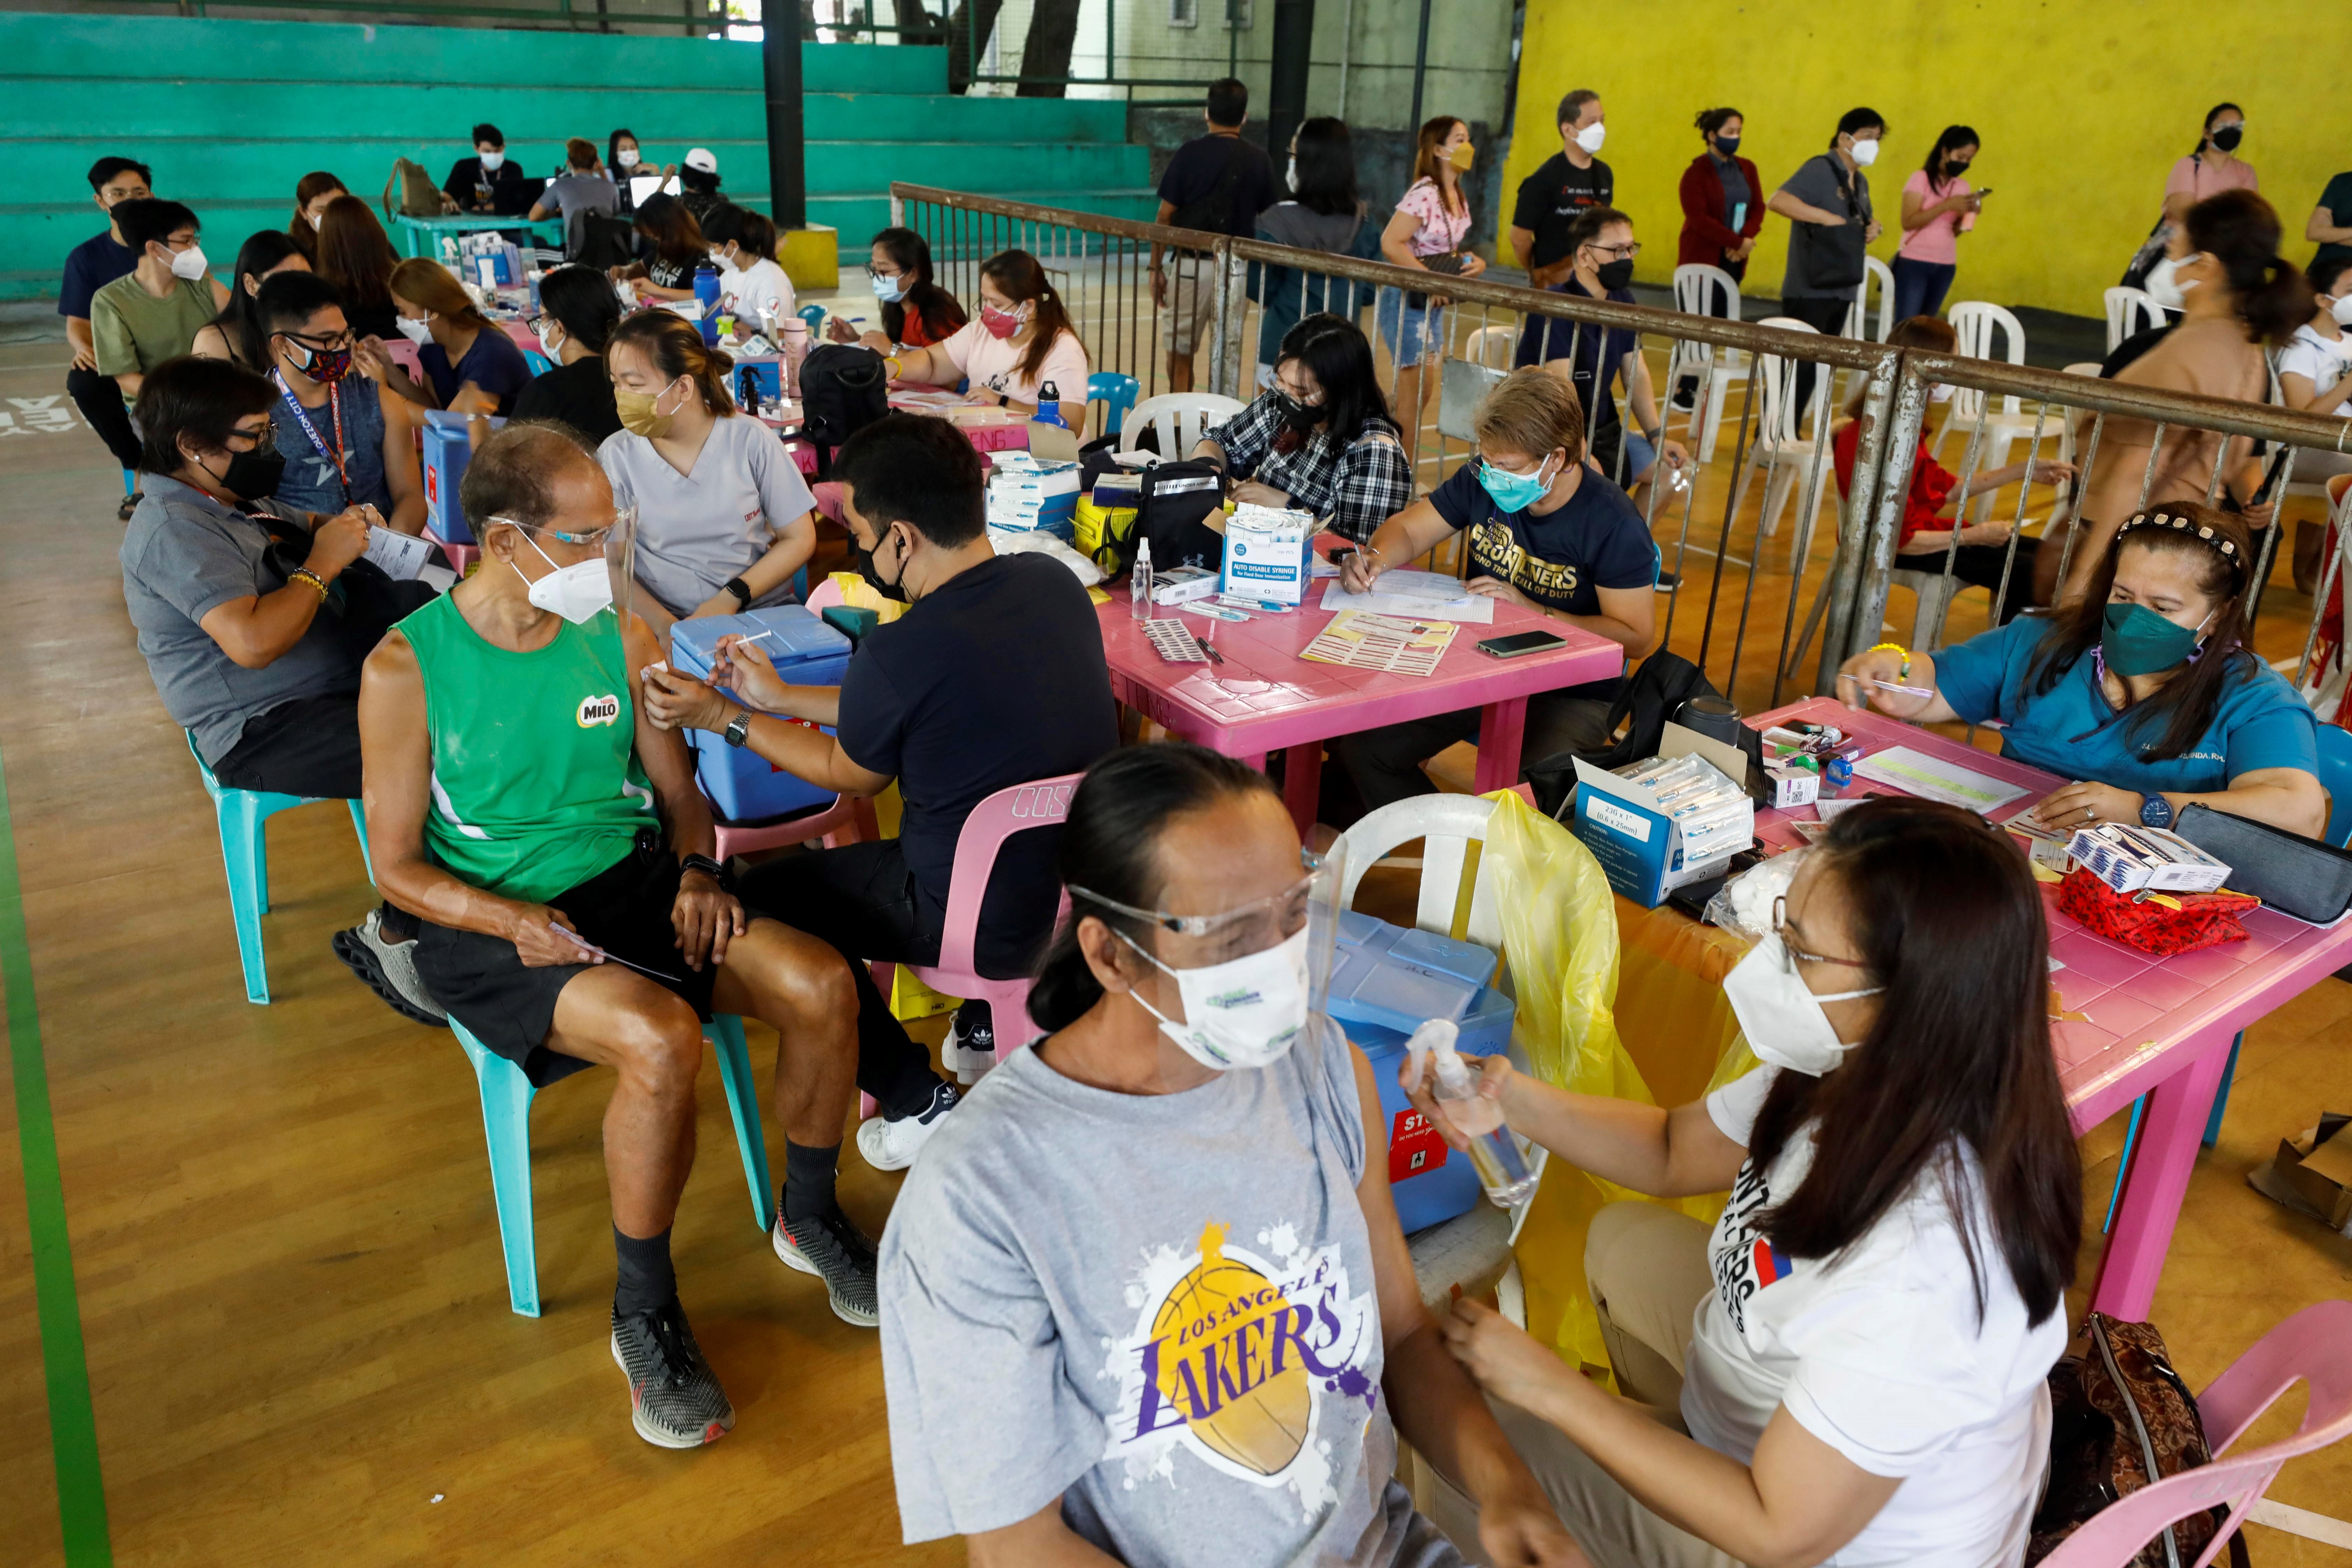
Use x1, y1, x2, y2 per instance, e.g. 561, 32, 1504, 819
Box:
878, 1015, 1460, 1567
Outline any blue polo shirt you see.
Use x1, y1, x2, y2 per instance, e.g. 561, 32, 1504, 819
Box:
1933, 616, 2319, 796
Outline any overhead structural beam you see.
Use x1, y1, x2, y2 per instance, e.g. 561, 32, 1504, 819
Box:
1265, 0, 1315, 163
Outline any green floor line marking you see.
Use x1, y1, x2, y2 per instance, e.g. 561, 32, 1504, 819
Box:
0, 742, 112, 1565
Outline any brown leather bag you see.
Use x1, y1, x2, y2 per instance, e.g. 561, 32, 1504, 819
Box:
2026, 1312, 2252, 1568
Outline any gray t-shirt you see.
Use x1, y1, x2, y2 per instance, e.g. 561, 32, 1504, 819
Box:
597, 412, 817, 616
879, 1016, 1462, 1568
540, 172, 617, 221
1778, 152, 1872, 300
119, 474, 364, 762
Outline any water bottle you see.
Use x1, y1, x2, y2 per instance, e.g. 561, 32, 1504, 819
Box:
1034, 380, 1067, 428
1408, 1019, 1540, 1207
693, 264, 722, 346
525, 269, 542, 315
1131, 538, 1154, 623
780, 317, 811, 400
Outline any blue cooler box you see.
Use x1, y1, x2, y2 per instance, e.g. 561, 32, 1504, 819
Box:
670, 607, 852, 822
1327, 910, 1516, 1233
420, 411, 506, 545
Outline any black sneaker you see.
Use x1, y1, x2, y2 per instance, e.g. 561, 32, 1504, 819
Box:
332, 909, 448, 1026
1654, 569, 1680, 593
610, 1298, 734, 1448
774, 1205, 880, 1326
942, 1000, 997, 1081
855, 1079, 959, 1172
1669, 380, 1699, 413
118, 490, 142, 523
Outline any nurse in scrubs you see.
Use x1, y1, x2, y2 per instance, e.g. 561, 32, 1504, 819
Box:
1837, 503, 2325, 838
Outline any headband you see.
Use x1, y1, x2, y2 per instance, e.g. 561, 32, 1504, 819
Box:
2117, 510, 2246, 588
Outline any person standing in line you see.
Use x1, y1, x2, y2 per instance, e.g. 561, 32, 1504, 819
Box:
1149, 76, 1279, 394
1892, 125, 1981, 323
1768, 106, 1886, 420
59, 156, 155, 507
1510, 90, 1613, 366
1379, 116, 1487, 438
1672, 108, 1763, 413
2163, 104, 2256, 230
2303, 164, 2352, 282
1247, 115, 1380, 385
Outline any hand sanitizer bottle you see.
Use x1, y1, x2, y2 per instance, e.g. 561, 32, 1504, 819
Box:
1407, 1018, 1540, 1206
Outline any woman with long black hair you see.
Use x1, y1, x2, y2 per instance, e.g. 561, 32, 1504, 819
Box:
1191, 312, 1408, 545
831, 226, 966, 353
1419, 796, 2085, 1568
190, 229, 310, 368
607, 192, 708, 303
1892, 124, 1982, 322
1249, 115, 1380, 384
1840, 502, 2325, 837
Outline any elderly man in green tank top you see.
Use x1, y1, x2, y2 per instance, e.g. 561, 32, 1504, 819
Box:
357, 422, 869, 1450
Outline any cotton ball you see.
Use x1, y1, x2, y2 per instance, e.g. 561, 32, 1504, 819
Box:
1725, 851, 1806, 938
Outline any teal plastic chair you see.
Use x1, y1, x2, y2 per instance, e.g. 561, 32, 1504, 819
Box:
798, 303, 826, 332
187, 732, 370, 1005
1088, 371, 1140, 438
453, 1013, 774, 1318
2106, 724, 2352, 1230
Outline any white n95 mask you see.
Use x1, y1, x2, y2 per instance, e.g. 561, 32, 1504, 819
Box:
394, 315, 434, 345
511, 527, 615, 624
169, 244, 210, 282
1120, 926, 1312, 1072
1574, 122, 1607, 155
2143, 254, 2198, 310
1722, 932, 1882, 1076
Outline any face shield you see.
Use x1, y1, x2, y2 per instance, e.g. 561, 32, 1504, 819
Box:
1074, 842, 1348, 1071
489, 505, 637, 629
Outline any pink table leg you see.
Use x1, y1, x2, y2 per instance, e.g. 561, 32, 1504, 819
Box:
1471, 696, 1530, 797
2090, 1030, 2233, 1321
1281, 742, 1322, 836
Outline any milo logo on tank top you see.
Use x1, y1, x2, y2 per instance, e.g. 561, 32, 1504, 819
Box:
578, 693, 622, 727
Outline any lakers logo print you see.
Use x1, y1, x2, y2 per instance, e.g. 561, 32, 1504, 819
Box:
576, 693, 622, 728
1107, 1219, 1377, 1509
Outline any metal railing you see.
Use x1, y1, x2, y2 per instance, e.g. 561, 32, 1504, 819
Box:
70, 0, 729, 31
892, 182, 2352, 728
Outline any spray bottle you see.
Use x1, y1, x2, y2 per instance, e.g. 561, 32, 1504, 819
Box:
1406, 1018, 1540, 1207
1130, 537, 1154, 622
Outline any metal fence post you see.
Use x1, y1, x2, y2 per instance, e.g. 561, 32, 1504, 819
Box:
1813, 352, 1909, 692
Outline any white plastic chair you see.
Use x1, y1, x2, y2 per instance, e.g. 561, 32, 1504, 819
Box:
1843, 255, 1896, 343
1119, 391, 1247, 456
1464, 324, 1516, 369
1330, 793, 1546, 1309
1669, 263, 1750, 463
2104, 286, 2168, 354
1726, 317, 1834, 542
1934, 302, 2044, 512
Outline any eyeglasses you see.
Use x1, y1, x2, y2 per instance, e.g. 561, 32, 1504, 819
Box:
1587, 240, 1641, 261
862, 265, 903, 282
231, 419, 280, 449
1073, 851, 1324, 952
489, 505, 635, 549
282, 329, 353, 352
1770, 896, 1869, 973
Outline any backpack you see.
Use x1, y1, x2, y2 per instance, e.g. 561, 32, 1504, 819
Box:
1524, 650, 1722, 818
570, 212, 638, 271
1135, 457, 1229, 574
2026, 1312, 2252, 1568
796, 344, 890, 475
383, 157, 447, 220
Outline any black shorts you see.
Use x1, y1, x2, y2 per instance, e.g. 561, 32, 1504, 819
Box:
211, 691, 364, 799
413, 834, 716, 1087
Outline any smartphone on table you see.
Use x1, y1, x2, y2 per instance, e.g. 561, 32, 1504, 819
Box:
1475, 629, 1568, 659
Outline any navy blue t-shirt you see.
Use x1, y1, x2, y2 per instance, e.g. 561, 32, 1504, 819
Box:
59, 230, 137, 319
421, 326, 535, 416
1427, 458, 1657, 699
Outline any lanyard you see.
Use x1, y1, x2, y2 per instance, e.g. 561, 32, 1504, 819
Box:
273, 370, 349, 503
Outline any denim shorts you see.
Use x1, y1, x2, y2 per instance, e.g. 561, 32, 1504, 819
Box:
1375, 286, 1446, 368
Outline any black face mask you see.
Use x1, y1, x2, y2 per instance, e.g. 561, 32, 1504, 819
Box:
1944, 159, 1972, 178
1274, 388, 1325, 432
1713, 135, 1741, 158
1594, 258, 1636, 291
853, 528, 910, 604
2209, 124, 2243, 153
204, 443, 287, 500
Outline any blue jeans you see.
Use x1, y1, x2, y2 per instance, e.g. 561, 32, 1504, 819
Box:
1890, 257, 1956, 325
1376, 287, 1446, 368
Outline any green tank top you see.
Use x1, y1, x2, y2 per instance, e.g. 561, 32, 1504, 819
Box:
400, 593, 657, 903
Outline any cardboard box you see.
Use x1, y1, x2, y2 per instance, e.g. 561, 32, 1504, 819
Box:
2066, 822, 2232, 895
2250, 1113, 2352, 1231
1762, 762, 1819, 810
1219, 503, 1315, 604
1569, 723, 1757, 907
1151, 565, 1221, 604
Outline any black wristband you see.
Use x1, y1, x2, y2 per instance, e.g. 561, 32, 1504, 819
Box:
680, 853, 730, 888
722, 576, 752, 609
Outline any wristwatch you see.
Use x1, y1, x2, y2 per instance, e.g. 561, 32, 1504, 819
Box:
2138, 792, 2175, 829
680, 853, 730, 889
722, 576, 752, 610
722, 710, 753, 749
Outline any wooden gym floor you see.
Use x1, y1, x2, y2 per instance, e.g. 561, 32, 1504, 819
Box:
0, 318, 2345, 1566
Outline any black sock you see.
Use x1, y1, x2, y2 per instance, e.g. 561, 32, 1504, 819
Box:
379, 901, 418, 943
612, 1224, 676, 1316
782, 1141, 839, 1224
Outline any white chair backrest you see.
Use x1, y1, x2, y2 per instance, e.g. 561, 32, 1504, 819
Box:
1330, 794, 1504, 957
1673, 263, 1742, 321
1465, 324, 1516, 369
1947, 301, 2027, 418
1120, 392, 1248, 455
1844, 256, 1896, 342
2103, 286, 2166, 354
1750, 316, 1819, 444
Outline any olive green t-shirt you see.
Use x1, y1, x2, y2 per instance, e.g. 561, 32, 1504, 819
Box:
91, 272, 217, 378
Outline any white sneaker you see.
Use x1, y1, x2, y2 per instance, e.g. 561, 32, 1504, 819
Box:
855, 1081, 959, 1172
941, 1002, 997, 1084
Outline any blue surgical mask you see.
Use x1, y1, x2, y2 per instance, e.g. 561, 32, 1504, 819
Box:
870, 270, 906, 303
1476, 453, 1556, 512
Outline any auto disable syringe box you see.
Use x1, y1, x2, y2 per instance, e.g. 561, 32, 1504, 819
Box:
1569, 722, 1756, 907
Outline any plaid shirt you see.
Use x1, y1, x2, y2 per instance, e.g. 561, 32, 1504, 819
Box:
1206, 393, 1412, 545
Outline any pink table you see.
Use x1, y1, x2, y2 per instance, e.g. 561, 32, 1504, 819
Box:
1101, 563, 1623, 834
1749, 698, 2352, 1320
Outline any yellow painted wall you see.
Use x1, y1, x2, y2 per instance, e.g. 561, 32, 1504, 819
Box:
1504, 1, 2351, 316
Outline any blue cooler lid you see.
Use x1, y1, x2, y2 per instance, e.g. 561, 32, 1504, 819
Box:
1326, 910, 1498, 1039
670, 604, 849, 682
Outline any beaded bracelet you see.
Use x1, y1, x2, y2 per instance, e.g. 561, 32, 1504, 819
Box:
1865, 641, 1912, 681
288, 568, 330, 601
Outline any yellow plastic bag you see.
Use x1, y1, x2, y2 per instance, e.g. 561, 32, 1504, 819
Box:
1478, 789, 1754, 1383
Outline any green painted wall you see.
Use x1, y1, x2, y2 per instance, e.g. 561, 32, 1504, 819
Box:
4, 14, 1155, 300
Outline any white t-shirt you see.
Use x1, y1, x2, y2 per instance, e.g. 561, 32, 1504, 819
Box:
1680, 1067, 2064, 1568
936, 320, 1089, 410
719, 255, 796, 334
2276, 321, 2351, 398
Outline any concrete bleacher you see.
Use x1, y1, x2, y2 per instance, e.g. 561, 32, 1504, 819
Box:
0, 13, 1157, 302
